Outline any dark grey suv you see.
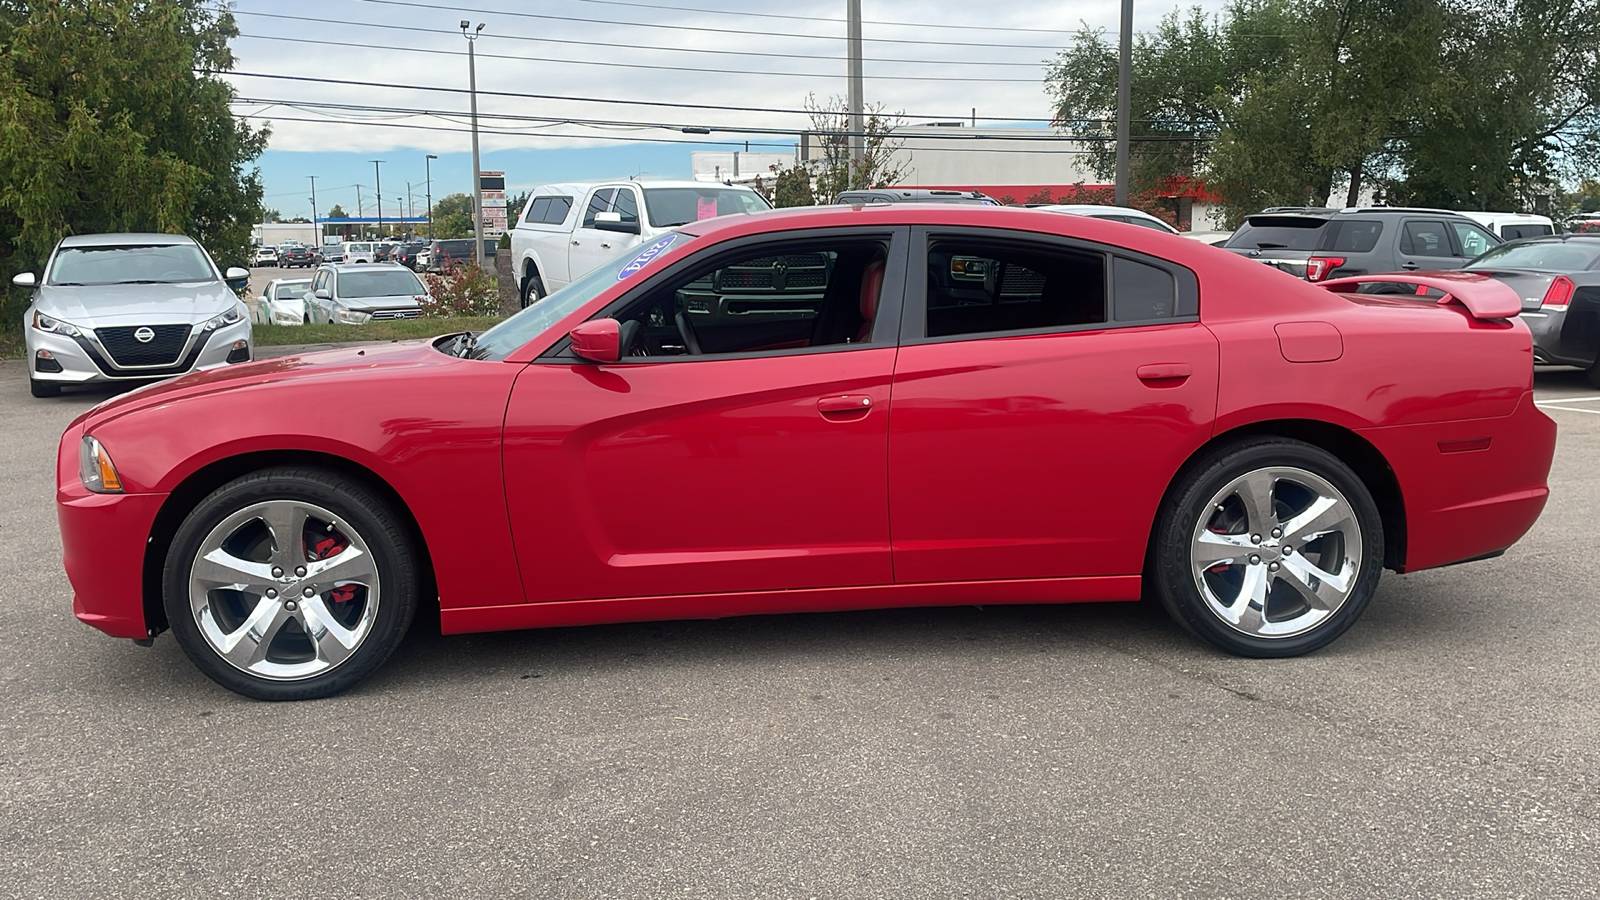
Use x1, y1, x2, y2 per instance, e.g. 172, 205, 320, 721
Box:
1222, 207, 1502, 282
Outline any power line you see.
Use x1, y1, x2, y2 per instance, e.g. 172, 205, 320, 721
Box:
227, 13, 1042, 82
572, 0, 1082, 35
341, 0, 1071, 51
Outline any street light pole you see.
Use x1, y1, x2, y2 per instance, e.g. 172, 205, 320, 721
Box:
1115, 0, 1133, 206
370, 159, 385, 236
846, 0, 864, 188
425, 154, 437, 240
462, 21, 486, 264
308, 175, 319, 244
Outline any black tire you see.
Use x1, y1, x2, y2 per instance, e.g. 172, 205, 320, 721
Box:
30, 378, 61, 398
519, 271, 545, 309
1586, 355, 1600, 389
162, 467, 420, 700
1151, 438, 1384, 658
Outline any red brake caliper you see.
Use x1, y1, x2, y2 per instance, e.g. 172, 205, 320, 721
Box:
309, 530, 358, 604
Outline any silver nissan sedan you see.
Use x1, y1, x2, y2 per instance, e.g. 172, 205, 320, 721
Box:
14, 233, 253, 398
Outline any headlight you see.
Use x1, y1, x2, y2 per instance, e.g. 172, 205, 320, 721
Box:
200, 306, 245, 332
32, 311, 81, 337
337, 307, 372, 325
78, 435, 124, 493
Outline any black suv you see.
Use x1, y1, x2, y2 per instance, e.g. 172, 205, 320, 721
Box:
1221, 207, 1503, 282
426, 239, 479, 272
390, 241, 426, 270
280, 246, 315, 268
834, 188, 999, 206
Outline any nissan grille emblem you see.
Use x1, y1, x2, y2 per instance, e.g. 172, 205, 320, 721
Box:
133, 327, 155, 343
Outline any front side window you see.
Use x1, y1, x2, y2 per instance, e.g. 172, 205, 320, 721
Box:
612, 188, 640, 225
582, 188, 617, 228
923, 239, 1106, 338
48, 244, 217, 286
1451, 221, 1498, 258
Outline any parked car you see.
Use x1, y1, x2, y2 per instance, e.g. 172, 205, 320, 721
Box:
251, 246, 278, 267
1221, 207, 1502, 282
510, 180, 771, 308
424, 238, 479, 274
1036, 203, 1180, 234
1457, 211, 1555, 241
280, 246, 315, 268
390, 241, 426, 270
1446, 234, 1600, 384
253, 277, 314, 326
342, 241, 378, 264
57, 205, 1554, 699
834, 188, 1000, 206
305, 262, 430, 324
373, 241, 398, 262
15, 233, 252, 397
318, 244, 344, 264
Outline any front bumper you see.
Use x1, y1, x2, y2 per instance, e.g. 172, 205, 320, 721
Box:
27, 318, 253, 385
56, 427, 166, 639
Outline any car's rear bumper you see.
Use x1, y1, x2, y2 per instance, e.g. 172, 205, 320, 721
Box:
56, 427, 166, 639
1359, 391, 1556, 572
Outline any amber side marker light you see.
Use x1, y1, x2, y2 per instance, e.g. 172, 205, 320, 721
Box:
78, 435, 123, 493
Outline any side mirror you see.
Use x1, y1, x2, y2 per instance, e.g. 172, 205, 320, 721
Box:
225, 267, 249, 280
11, 272, 36, 288
569, 318, 621, 363
313, 288, 331, 300
593, 211, 641, 235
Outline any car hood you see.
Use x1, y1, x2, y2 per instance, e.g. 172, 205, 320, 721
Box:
79, 339, 463, 430
339, 293, 425, 310
35, 281, 238, 327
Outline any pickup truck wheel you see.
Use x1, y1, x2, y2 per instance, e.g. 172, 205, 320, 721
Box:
520, 272, 546, 309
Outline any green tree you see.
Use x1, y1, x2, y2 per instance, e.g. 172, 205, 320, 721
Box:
430, 193, 473, 239
261, 208, 282, 223
0, 0, 267, 290
326, 204, 348, 219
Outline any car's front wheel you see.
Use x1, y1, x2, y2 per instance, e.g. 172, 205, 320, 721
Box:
1152, 438, 1383, 657
520, 272, 545, 309
162, 468, 419, 700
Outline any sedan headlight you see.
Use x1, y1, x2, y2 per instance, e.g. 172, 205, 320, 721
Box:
32, 311, 82, 337
78, 435, 124, 494
200, 305, 245, 332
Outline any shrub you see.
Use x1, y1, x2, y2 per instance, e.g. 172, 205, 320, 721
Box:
420, 261, 500, 317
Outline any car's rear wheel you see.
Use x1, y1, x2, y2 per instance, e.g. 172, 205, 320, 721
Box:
163, 468, 419, 700
1152, 438, 1383, 657
1586, 355, 1600, 389
520, 271, 546, 309
29, 378, 60, 398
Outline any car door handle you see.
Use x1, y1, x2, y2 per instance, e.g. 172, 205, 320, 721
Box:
1137, 363, 1192, 383
817, 395, 873, 416
572, 240, 580, 246
1401, 261, 1420, 270
601, 242, 611, 249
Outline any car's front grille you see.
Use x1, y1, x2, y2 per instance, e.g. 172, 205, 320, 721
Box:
367, 308, 422, 321
95, 325, 191, 367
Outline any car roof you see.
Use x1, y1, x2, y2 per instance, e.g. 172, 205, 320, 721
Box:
534, 179, 756, 194
62, 233, 196, 248
267, 277, 313, 285
676, 203, 1200, 246
321, 262, 417, 272
835, 188, 995, 203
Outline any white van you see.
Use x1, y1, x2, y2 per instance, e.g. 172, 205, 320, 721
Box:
509, 180, 771, 308
342, 241, 377, 264
1457, 212, 1556, 241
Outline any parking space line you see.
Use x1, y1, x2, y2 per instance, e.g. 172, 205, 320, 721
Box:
1535, 395, 1600, 406
1539, 405, 1600, 415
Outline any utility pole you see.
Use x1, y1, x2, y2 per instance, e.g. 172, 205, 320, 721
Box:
370, 160, 385, 236
846, 0, 864, 189
425, 154, 437, 240
1115, 0, 1133, 206
462, 20, 486, 263
308, 175, 319, 244
356, 184, 364, 220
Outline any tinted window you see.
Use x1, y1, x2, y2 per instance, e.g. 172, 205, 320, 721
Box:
582, 188, 616, 227
1323, 220, 1383, 253
528, 195, 573, 225
924, 240, 1106, 338
1502, 224, 1553, 240
430, 240, 476, 260
337, 269, 426, 299
1113, 257, 1177, 321
49, 244, 216, 286
1226, 217, 1329, 251
1451, 221, 1498, 258
613, 188, 640, 225
642, 187, 771, 227
1466, 241, 1600, 272
1400, 221, 1452, 256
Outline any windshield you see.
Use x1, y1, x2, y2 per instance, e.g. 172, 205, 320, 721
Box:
469, 232, 696, 360
1225, 217, 1329, 251
272, 282, 311, 300
49, 244, 217, 286
643, 187, 770, 228
337, 269, 426, 299
1465, 240, 1600, 272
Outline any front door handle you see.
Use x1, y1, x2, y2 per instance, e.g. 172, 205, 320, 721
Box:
818, 395, 873, 417
1137, 363, 1192, 383
1400, 261, 1420, 270
572, 240, 580, 246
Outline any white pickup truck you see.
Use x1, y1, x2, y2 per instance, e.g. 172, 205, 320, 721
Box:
509, 180, 771, 307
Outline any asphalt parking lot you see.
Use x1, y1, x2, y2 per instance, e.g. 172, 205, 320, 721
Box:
1, 361, 1596, 898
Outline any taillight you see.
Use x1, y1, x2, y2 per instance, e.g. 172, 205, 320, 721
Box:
1305, 256, 1345, 282
1541, 276, 1575, 309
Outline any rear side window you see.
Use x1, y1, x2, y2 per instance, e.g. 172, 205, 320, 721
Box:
1322, 220, 1383, 253
1226, 217, 1329, 251
525, 196, 574, 225
1400, 221, 1452, 256
1112, 257, 1177, 321
923, 239, 1106, 338
1502, 224, 1553, 240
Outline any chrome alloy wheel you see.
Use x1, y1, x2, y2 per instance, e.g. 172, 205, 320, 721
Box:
1189, 466, 1361, 639
187, 499, 381, 681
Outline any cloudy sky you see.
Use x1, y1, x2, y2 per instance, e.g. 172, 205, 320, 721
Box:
229, 0, 1216, 220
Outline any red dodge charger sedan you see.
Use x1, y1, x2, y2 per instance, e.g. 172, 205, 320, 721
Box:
57, 205, 1556, 699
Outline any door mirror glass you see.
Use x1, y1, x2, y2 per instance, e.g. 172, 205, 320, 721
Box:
11, 272, 36, 287
570, 318, 621, 363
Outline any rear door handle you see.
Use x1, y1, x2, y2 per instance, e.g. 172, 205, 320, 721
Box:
818, 395, 873, 416
1400, 261, 1420, 270
1137, 363, 1192, 382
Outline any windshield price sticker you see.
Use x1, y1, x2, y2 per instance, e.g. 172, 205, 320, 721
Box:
617, 235, 678, 279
